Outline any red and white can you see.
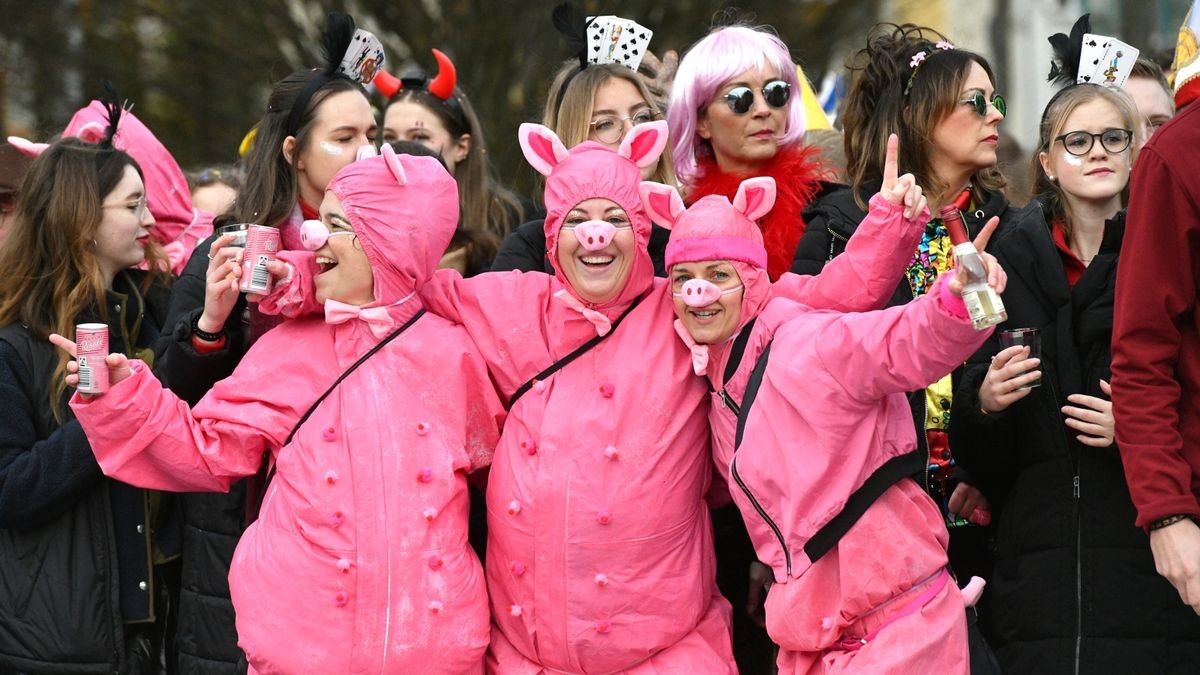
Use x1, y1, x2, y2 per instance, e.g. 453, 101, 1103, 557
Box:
75, 323, 109, 394
239, 224, 281, 294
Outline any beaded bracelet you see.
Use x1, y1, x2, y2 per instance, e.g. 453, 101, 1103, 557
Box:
1149, 514, 1195, 531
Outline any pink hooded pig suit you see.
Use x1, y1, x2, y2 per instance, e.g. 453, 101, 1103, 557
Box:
70, 147, 505, 674
407, 121, 931, 674
645, 178, 988, 674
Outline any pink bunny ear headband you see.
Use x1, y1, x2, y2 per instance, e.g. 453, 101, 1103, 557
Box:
299, 144, 408, 250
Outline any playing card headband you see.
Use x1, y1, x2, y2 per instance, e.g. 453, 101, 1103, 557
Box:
1047, 14, 1139, 88
552, 3, 653, 73
284, 12, 387, 136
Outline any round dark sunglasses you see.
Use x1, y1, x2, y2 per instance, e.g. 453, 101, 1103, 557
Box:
723, 80, 791, 115
1054, 128, 1133, 156
960, 92, 1006, 117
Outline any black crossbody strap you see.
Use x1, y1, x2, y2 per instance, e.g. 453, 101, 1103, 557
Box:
508, 294, 645, 408
712, 317, 757, 405
734, 340, 772, 449
283, 309, 426, 446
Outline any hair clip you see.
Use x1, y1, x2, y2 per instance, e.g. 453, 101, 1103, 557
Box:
904, 40, 956, 96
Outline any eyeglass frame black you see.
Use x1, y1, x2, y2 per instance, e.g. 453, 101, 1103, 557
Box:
959, 92, 1006, 118
588, 109, 662, 144
1052, 128, 1133, 156
722, 80, 792, 115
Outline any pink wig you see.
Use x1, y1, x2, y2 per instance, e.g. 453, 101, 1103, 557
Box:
667, 26, 807, 186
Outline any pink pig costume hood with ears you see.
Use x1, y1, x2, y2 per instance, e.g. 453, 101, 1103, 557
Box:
642, 177, 778, 374
324, 145, 458, 312
60, 102, 215, 274
520, 120, 668, 311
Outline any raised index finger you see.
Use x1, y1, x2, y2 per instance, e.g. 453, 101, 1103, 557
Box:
49, 333, 78, 358
883, 133, 899, 189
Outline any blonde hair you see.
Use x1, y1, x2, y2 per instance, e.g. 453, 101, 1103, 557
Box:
543, 61, 677, 185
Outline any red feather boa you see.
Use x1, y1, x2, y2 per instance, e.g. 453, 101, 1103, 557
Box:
687, 146, 827, 280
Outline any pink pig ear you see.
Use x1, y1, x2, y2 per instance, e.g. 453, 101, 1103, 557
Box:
732, 177, 777, 221
356, 144, 379, 161
6, 136, 49, 157
381, 143, 408, 186
618, 120, 668, 169
73, 121, 108, 144
639, 181, 685, 230
519, 123, 569, 176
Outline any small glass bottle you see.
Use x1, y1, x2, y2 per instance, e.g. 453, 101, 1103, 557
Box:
939, 205, 1006, 330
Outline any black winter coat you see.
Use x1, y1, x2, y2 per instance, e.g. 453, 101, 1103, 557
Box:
157, 238, 252, 674
0, 271, 178, 673
949, 204, 1200, 673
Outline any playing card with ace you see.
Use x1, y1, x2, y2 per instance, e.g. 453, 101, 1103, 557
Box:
1078, 33, 1109, 83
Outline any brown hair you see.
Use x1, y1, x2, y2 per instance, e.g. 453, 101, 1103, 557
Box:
222, 71, 366, 229
543, 61, 677, 186
842, 23, 1006, 209
1131, 57, 1172, 98
387, 86, 521, 258
0, 138, 165, 419
1031, 84, 1138, 238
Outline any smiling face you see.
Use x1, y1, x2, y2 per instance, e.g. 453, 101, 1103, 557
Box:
555, 198, 636, 305
313, 190, 375, 306
927, 61, 1003, 189
1039, 98, 1131, 210
671, 260, 745, 345
697, 64, 789, 174
288, 90, 377, 207
382, 100, 469, 175
94, 164, 154, 286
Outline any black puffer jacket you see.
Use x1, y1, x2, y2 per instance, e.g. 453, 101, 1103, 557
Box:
949, 203, 1200, 673
157, 238, 252, 674
0, 271, 178, 673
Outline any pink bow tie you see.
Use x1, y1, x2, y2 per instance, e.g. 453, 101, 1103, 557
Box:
324, 300, 396, 338
674, 319, 709, 376
554, 290, 612, 336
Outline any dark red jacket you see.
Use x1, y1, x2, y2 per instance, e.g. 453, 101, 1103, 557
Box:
1112, 101, 1200, 527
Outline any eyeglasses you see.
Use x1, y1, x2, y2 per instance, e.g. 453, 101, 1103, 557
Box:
960, 92, 1006, 118
722, 80, 791, 115
1054, 128, 1133, 156
589, 109, 660, 145
103, 195, 149, 221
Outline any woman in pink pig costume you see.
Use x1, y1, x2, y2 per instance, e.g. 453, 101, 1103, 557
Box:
648, 169, 1004, 673
375, 120, 931, 674
58, 145, 506, 673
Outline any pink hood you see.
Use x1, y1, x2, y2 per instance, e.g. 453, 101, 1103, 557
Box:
326, 146, 458, 310
63, 101, 213, 274
520, 121, 668, 310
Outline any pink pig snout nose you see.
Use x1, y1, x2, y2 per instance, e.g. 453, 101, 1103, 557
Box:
300, 219, 329, 251
573, 220, 617, 251
678, 279, 723, 307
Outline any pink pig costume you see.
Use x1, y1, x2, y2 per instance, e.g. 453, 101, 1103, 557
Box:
644, 178, 986, 674
70, 147, 505, 673
406, 121, 929, 674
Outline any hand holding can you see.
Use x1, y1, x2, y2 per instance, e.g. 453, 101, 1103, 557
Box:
239, 224, 281, 295
74, 324, 110, 394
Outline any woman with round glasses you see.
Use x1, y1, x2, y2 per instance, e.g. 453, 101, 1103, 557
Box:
791, 24, 1019, 615
669, 24, 826, 282
949, 74, 1200, 672
492, 61, 676, 276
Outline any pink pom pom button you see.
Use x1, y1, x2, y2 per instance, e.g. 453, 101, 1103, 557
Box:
324, 470, 338, 485
599, 383, 615, 398
334, 591, 348, 607
322, 427, 336, 442
510, 560, 526, 577
595, 620, 611, 634
594, 573, 609, 588
604, 445, 619, 460
417, 467, 433, 483
507, 500, 521, 516
596, 509, 612, 525
428, 600, 444, 614
422, 507, 438, 522
428, 555, 443, 570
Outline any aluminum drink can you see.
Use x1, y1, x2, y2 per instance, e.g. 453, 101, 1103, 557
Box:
216, 222, 249, 248
75, 323, 109, 394
239, 224, 281, 294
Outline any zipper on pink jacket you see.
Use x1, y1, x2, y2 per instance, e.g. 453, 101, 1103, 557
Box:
731, 456, 791, 576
